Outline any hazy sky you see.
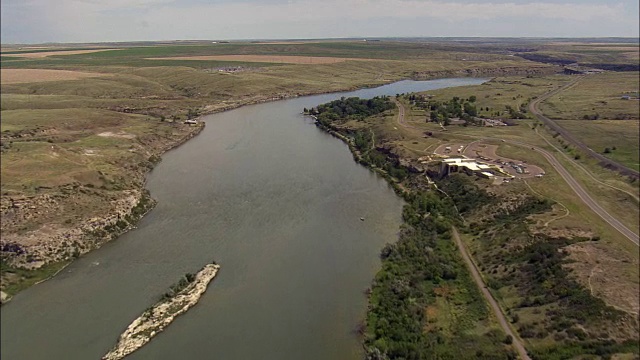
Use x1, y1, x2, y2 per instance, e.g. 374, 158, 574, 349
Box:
2, 0, 639, 44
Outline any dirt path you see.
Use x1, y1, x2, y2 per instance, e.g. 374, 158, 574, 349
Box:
529, 77, 639, 179
523, 179, 570, 227
451, 227, 531, 360
394, 99, 421, 131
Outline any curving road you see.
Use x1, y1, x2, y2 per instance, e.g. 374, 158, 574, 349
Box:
505, 138, 639, 245
451, 227, 531, 360
394, 99, 639, 245
528, 77, 640, 179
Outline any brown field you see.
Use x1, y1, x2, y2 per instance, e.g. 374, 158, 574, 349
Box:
3, 48, 120, 58
147, 54, 378, 64
0, 69, 111, 84
0, 46, 53, 52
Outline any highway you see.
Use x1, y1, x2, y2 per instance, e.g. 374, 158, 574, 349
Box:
528, 77, 640, 179
506, 138, 639, 245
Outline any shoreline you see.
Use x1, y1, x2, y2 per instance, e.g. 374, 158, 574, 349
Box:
0, 64, 558, 300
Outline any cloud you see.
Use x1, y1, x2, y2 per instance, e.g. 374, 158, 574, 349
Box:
1, 0, 638, 43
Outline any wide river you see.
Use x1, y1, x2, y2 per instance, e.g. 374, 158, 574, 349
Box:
1, 78, 486, 360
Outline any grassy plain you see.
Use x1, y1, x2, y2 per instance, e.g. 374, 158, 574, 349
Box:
525, 41, 640, 69
540, 72, 639, 120
556, 120, 640, 171
0, 40, 555, 296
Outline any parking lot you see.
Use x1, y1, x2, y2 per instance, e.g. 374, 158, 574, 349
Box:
434, 142, 546, 182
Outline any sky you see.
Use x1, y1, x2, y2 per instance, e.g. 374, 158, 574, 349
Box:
1, 0, 639, 44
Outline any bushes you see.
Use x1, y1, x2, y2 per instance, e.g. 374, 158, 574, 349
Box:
365, 188, 510, 359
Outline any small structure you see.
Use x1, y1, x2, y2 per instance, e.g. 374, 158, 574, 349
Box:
184, 119, 198, 125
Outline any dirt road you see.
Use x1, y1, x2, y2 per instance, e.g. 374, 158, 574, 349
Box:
451, 227, 531, 360
395, 99, 421, 131
528, 77, 639, 179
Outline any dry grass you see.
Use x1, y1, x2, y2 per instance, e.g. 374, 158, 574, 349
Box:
540, 72, 640, 120
4, 49, 121, 58
564, 242, 639, 316
556, 120, 640, 171
147, 54, 378, 64
1, 69, 112, 84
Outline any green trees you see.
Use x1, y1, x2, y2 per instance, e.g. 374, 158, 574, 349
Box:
311, 96, 394, 126
413, 96, 479, 125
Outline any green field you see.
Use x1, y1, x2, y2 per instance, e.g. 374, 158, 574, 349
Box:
540, 72, 640, 120
556, 120, 640, 171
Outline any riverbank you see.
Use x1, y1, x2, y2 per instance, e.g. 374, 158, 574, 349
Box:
102, 263, 220, 360
0, 123, 205, 302
308, 97, 520, 358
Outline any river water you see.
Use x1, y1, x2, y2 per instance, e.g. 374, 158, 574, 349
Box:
1, 78, 486, 360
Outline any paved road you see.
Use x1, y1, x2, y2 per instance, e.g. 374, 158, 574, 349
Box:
451, 227, 531, 360
529, 77, 639, 179
506, 138, 639, 245
394, 99, 639, 245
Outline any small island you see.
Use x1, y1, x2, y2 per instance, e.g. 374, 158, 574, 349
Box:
102, 263, 220, 360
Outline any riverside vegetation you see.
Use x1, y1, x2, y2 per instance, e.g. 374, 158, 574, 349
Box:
308, 96, 639, 359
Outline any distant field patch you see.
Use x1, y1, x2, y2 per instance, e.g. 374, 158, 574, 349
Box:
147, 54, 376, 64
1, 69, 111, 84
4, 49, 121, 58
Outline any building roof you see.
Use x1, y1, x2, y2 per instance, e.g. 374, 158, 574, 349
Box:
443, 158, 494, 172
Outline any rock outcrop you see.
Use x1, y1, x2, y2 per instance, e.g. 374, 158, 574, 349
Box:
102, 263, 220, 360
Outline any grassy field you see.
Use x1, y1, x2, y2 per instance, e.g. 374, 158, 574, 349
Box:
540, 72, 640, 120
556, 120, 639, 171
520, 41, 640, 70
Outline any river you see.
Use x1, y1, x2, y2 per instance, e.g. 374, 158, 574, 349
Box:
1, 78, 487, 360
